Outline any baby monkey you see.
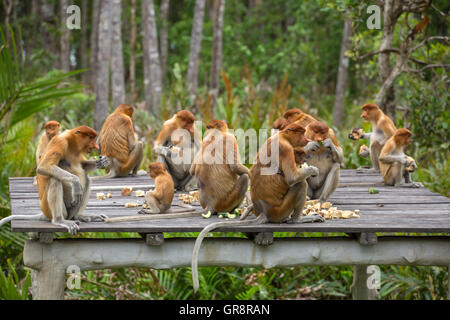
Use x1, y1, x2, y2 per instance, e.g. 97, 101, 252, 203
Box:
379, 128, 421, 188
142, 162, 175, 213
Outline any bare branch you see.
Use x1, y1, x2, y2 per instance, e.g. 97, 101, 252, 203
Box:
411, 36, 450, 52
407, 64, 450, 73
431, 4, 448, 17
357, 48, 401, 60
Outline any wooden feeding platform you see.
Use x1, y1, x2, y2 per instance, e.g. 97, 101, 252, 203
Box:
9, 170, 450, 234
6, 170, 450, 300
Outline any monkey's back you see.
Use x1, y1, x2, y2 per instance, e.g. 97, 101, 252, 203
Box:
98, 114, 131, 163
249, 164, 289, 208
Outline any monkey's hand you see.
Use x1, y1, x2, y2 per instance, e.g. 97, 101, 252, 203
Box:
405, 157, 417, 172
306, 166, 319, 178
348, 128, 365, 140
154, 145, 172, 157
322, 138, 334, 150
96, 156, 111, 169
70, 176, 83, 207
305, 141, 321, 153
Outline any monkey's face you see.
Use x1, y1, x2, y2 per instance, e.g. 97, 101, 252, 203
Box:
74, 126, 99, 154
149, 162, 165, 178
361, 104, 379, 121
283, 123, 309, 147
394, 129, 412, 146
305, 121, 329, 142
85, 136, 99, 154
45, 124, 60, 139
176, 111, 195, 135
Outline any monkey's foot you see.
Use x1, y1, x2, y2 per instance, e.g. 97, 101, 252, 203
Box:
78, 214, 108, 222
396, 182, 423, 188
138, 209, 160, 215
292, 213, 325, 224
55, 220, 80, 235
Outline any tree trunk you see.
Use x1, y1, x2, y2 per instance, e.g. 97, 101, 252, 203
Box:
60, 0, 71, 72
377, 0, 398, 121
160, 0, 170, 87
129, 0, 137, 103
186, 0, 206, 98
332, 16, 352, 127
94, 0, 113, 131
80, 0, 89, 83
111, 0, 126, 108
210, 0, 225, 110
142, 0, 162, 116
3, 0, 13, 46
39, 0, 58, 64
90, 0, 101, 89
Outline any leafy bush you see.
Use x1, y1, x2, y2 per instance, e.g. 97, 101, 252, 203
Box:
0, 261, 31, 300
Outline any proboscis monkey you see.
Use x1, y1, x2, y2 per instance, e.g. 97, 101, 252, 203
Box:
349, 103, 396, 172
33, 121, 61, 185
96, 104, 144, 178
0, 126, 110, 234
304, 121, 343, 201
154, 110, 201, 191
379, 128, 421, 188
189, 120, 249, 214
191, 123, 323, 292
36, 121, 61, 165
142, 162, 175, 213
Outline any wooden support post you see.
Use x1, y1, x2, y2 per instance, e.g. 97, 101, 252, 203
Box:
33, 259, 66, 300
145, 233, 164, 246
448, 265, 450, 300
351, 265, 379, 300
254, 232, 274, 246
39, 232, 54, 244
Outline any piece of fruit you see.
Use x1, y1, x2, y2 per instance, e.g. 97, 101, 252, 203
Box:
202, 211, 212, 219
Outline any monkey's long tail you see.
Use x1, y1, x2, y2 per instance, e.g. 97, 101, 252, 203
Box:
191, 214, 267, 293
0, 214, 45, 228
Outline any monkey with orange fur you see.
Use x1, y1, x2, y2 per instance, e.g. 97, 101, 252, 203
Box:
379, 128, 421, 188
96, 104, 144, 179
284, 108, 317, 128
142, 162, 175, 214
304, 121, 343, 201
191, 123, 323, 292
190, 120, 249, 214
154, 110, 201, 191
349, 103, 396, 172
0, 126, 110, 234
36, 121, 61, 165
33, 121, 61, 185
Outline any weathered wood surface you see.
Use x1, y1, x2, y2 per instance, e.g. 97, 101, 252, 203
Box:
8, 170, 450, 233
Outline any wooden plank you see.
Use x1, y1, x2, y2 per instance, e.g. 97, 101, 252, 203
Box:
7, 170, 450, 234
